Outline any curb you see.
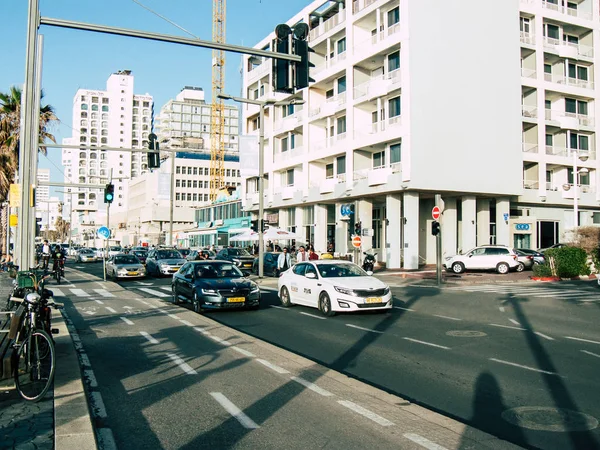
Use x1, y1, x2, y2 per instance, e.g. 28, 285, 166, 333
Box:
53, 308, 98, 450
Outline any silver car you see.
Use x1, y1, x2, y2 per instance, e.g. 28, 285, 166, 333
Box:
105, 254, 146, 279
145, 248, 186, 277
77, 249, 97, 263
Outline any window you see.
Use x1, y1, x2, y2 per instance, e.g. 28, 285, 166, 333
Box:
568, 63, 588, 82
81, 104, 88, 111
337, 76, 346, 94
285, 169, 294, 186
337, 116, 346, 134
193, 194, 198, 201
337, 38, 346, 55
143, 101, 150, 108
326, 163, 334, 178
390, 143, 401, 164
546, 134, 553, 147
176, 180, 181, 188
176, 193, 180, 201
187, 193, 192, 201
544, 24, 559, 40
326, 89, 334, 99
565, 98, 587, 115
193, 180, 198, 188
570, 133, 589, 151
337, 155, 346, 175
81, 112, 87, 118
373, 151, 385, 168
389, 96, 401, 117
187, 167, 192, 175
520, 17, 530, 34
387, 6, 399, 26
187, 180, 192, 188
388, 51, 400, 72
176, 166, 181, 174
281, 137, 289, 152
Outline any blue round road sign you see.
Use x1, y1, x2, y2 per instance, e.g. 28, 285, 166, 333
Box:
97, 226, 111, 240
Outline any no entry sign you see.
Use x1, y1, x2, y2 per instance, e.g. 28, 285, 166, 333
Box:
352, 235, 362, 248
432, 206, 441, 220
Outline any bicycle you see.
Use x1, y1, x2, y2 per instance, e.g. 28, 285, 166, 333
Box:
8, 290, 62, 402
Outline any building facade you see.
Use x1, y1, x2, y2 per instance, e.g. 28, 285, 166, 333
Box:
36, 168, 50, 203
240, 0, 600, 269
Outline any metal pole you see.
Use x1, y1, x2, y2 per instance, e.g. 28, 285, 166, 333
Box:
169, 153, 175, 247
29, 34, 43, 265
103, 168, 112, 281
573, 150, 578, 228
258, 104, 265, 279
435, 194, 443, 286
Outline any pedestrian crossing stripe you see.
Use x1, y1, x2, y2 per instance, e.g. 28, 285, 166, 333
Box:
93, 289, 115, 298
52, 288, 65, 297
159, 286, 172, 292
70, 288, 90, 297
445, 285, 597, 298
136, 287, 171, 298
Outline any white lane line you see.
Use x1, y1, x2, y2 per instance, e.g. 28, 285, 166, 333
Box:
290, 376, 334, 397
499, 306, 505, 312
94, 289, 115, 298
256, 359, 290, 374
404, 433, 448, 450
232, 346, 255, 358
167, 353, 197, 375
337, 400, 394, 427
402, 337, 450, 350
489, 358, 562, 376
136, 287, 171, 298
209, 335, 232, 346
394, 306, 414, 312
167, 314, 179, 319
534, 331, 555, 341
90, 392, 108, 418
105, 307, 117, 314
158, 286, 173, 291
140, 331, 159, 344
149, 305, 159, 309
94, 299, 104, 305
489, 323, 526, 331
120, 317, 134, 325
509, 318, 521, 326
270, 305, 289, 310
194, 327, 210, 336
52, 287, 65, 297
581, 350, 600, 359
299, 312, 326, 320
210, 392, 259, 429
346, 324, 383, 334
83, 369, 98, 388
123, 306, 134, 310
565, 336, 600, 345
135, 299, 150, 305
179, 320, 193, 327
70, 288, 90, 297
433, 314, 462, 321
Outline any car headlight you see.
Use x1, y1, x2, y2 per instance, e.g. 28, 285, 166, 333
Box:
444, 257, 452, 261
201, 288, 218, 295
250, 285, 260, 293
334, 286, 356, 296
383, 287, 390, 295
159, 263, 168, 268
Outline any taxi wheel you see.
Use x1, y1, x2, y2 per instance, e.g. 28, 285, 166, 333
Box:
280, 286, 292, 307
318, 292, 335, 317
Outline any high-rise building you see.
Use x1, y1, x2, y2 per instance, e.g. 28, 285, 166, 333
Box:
36, 168, 50, 203
61, 70, 153, 228
240, 0, 600, 269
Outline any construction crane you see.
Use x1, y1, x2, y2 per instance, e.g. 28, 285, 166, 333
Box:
209, 0, 226, 200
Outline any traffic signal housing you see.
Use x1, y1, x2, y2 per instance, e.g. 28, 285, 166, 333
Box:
273, 24, 293, 93
431, 220, 440, 236
251, 219, 258, 233
293, 23, 314, 90
104, 183, 115, 204
354, 221, 362, 236
148, 133, 160, 169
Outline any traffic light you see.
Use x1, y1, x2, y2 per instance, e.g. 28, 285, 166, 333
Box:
431, 221, 440, 236
260, 219, 267, 233
104, 183, 115, 204
251, 219, 258, 233
354, 221, 362, 236
293, 23, 314, 90
148, 133, 160, 169
273, 24, 293, 93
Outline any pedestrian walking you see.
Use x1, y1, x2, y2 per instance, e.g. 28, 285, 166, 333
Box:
277, 248, 292, 275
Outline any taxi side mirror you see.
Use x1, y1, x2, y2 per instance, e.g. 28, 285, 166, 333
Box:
305, 272, 317, 279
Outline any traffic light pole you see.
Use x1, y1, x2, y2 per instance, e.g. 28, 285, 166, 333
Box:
435, 194, 443, 286
103, 168, 113, 282
169, 152, 175, 247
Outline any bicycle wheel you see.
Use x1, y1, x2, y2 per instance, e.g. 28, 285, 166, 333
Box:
13, 329, 55, 402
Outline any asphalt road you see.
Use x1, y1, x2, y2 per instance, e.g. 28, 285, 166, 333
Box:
65, 259, 600, 450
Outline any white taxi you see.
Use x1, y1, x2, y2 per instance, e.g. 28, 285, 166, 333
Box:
277, 260, 392, 316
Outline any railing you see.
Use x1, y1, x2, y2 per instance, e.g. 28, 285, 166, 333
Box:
353, 69, 401, 102
521, 68, 536, 78
522, 143, 538, 153
522, 105, 537, 118
544, 37, 594, 58
523, 180, 539, 189
312, 133, 347, 152
353, 165, 393, 181
546, 145, 569, 157
520, 32, 535, 46
546, 72, 594, 89
542, 0, 593, 20
564, 112, 595, 127
273, 113, 301, 131
353, 0, 378, 14
274, 146, 304, 163
313, 51, 347, 76
309, 9, 347, 41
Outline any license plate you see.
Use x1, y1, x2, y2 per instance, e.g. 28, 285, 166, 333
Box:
244, 264, 252, 267
227, 297, 245, 303
366, 297, 382, 304
127, 272, 138, 276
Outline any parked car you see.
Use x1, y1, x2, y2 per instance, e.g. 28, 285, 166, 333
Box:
278, 260, 392, 317
105, 254, 146, 279
108, 246, 123, 257
131, 250, 148, 264
514, 249, 534, 272
186, 249, 216, 261
178, 248, 191, 259
171, 261, 260, 312
252, 252, 281, 277
215, 248, 255, 273
538, 243, 568, 254
76, 248, 97, 263
444, 246, 519, 274
146, 248, 186, 277
515, 248, 545, 265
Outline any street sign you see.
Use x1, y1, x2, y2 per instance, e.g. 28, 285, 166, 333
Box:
340, 204, 353, 217
97, 226, 111, 240
351, 235, 362, 248
9, 214, 17, 227
432, 206, 441, 220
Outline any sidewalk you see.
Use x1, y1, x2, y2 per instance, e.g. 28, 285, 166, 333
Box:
0, 273, 96, 450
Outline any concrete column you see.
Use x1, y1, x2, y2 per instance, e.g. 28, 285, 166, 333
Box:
461, 196, 477, 253
495, 198, 511, 246
314, 203, 327, 253
442, 197, 457, 258
295, 206, 304, 243
335, 202, 349, 255
357, 199, 373, 252
403, 191, 420, 270
476, 199, 490, 246
278, 208, 288, 229
386, 194, 402, 269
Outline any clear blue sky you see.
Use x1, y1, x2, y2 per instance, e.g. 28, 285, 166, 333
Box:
2, 0, 310, 195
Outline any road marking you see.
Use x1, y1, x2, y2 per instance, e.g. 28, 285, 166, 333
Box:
402, 337, 450, 350
83, 369, 98, 388
433, 314, 462, 321
534, 331, 555, 341
499, 306, 505, 312
581, 350, 600, 359
489, 323, 526, 331
167, 353, 197, 375
134, 281, 153, 286
94, 289, 115, 298
136, 287, 171, 298
105, 307, 117, 314
96, 428, 118, 450
70, 288, 90, 297
94, 299, 104, 305
299, 312, 326, 320
394, 306, 414, 311
256, 359, 290, 374
565, 336, 600, 345
270, 305, 289, 310
84, 311, 95, 316
52, 287, 65, 297
337, 400, 394, 426
194, 327, 210, 335
120, 317, 134, 325
345, 324, 383, 334
90, 392, 107, 418
210, 392, 259, 429
209, 335, 232, 346
290, 376, 334, 397
232, 346, 255, 358
158, 286, 173, 291
167, 314, 179, 319
123, 306, 134, 310
489, 358, 562, 376
404, 433, 448, 450
509, 318, 521, 326
140, 331, 159, 344
135, 299, 150, 305
179, 320, 193, 327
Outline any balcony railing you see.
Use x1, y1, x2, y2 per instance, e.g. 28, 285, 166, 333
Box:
273, 112, 301, 131
353, 69, 401, 102
520, 31, 535, 46
523, 180, 539, 189
313, 51, 347, 76
546, 145, 569, 157
545, 72, 594, 89
542, 0, 593, 20
353, 0, 378, 14
274, 146, 304, 163
522, 105, 537, 118
312, 133, 347, 152
543, 37, 594, 58
565, 112, 595, 127
521, 68, 536, 78
522, 143, 538, 153
308, 9, 346, 41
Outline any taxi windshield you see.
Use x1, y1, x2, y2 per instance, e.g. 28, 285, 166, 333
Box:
157, 250, 182, 259
316, 264, 366, 278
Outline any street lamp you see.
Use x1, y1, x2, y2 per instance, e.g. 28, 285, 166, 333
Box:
217, 93, 305, 278
562, 149, 589, 228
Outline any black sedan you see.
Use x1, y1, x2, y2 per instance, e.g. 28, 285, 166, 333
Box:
171, 261, 261, 313
215, 248, 255, 273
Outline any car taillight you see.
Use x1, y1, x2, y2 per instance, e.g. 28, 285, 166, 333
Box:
527, 256, 533, 260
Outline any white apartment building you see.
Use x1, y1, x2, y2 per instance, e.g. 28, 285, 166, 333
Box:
61, 70, 153, 229
36, 168, 50, 203
240, 0, 600, 269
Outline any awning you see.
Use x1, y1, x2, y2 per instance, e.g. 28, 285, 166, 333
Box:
185, 229, 218, 236
228, 227, 252, 234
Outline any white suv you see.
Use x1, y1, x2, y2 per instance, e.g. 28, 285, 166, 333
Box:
444, 246, 519, 274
